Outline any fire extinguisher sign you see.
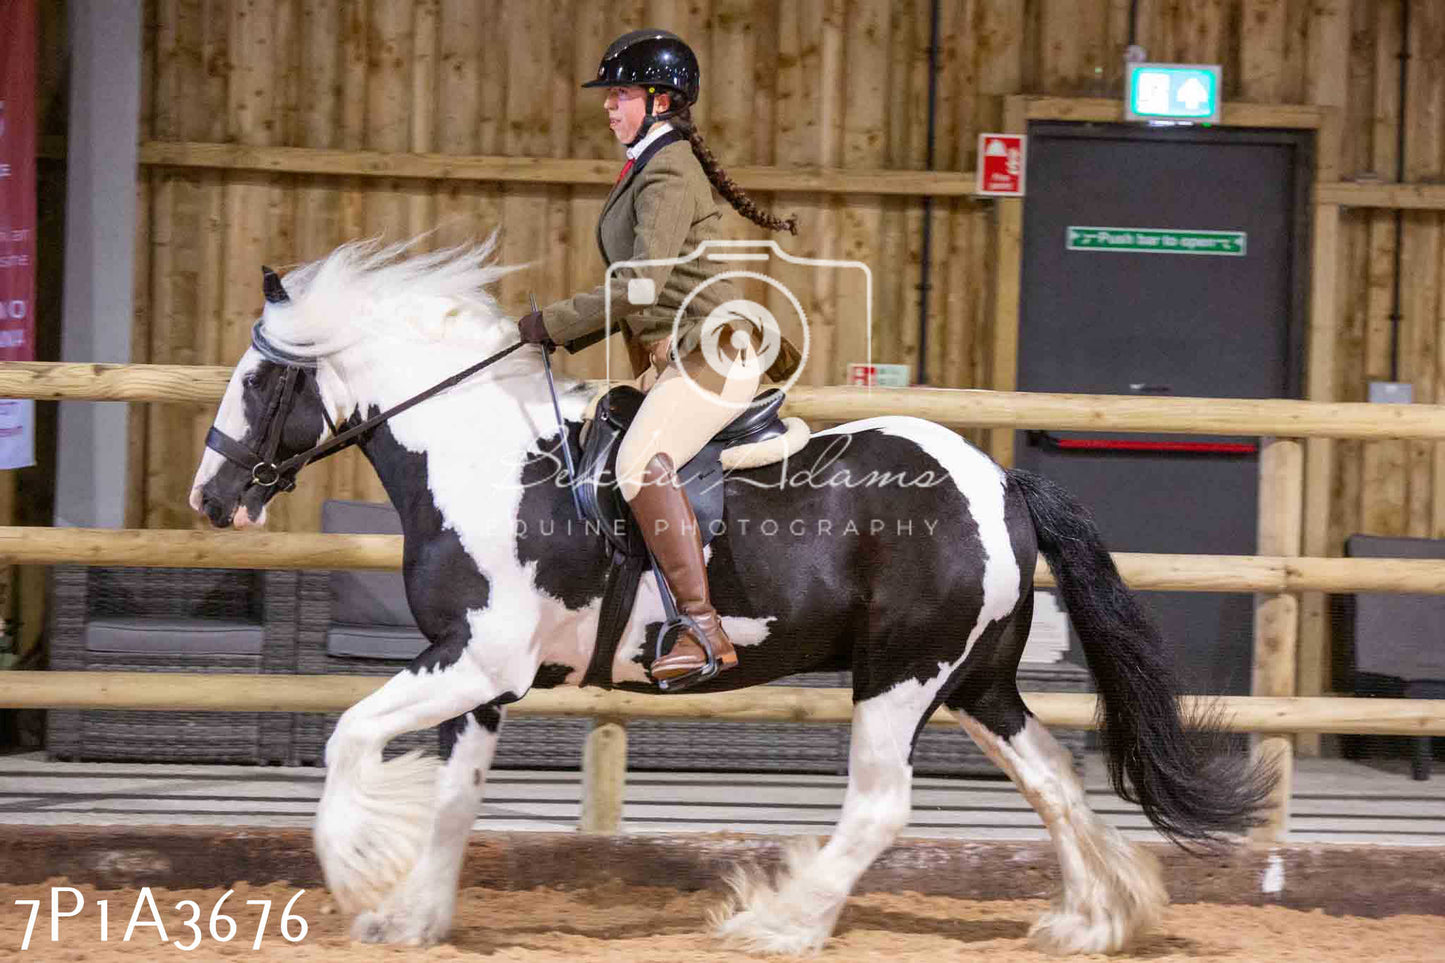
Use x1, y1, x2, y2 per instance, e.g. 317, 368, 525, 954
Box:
976, 133, 1025, 197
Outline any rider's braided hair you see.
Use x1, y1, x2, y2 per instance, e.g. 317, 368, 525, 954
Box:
670, 107, 798, 236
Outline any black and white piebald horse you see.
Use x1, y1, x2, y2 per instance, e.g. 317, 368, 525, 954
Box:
191, 238, 1272, 955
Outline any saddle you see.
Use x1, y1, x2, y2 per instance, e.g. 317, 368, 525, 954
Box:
571, 384, 791, 688
576, 384, 789, 559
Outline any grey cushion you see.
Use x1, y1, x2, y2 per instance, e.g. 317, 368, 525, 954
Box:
1346, 534, 1445, 681
322, 500, 415, 627
85, 618, 264, 656
327, 624, 430, 660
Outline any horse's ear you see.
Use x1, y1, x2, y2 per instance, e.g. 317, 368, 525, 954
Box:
262, 266, 290, 305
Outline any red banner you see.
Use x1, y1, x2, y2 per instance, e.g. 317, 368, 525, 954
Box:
0, 0, 36, 468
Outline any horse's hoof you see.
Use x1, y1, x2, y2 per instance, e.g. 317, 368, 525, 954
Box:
350, 909, 448, 946
1028, 908, 1131, 955
351, 910, 392, 944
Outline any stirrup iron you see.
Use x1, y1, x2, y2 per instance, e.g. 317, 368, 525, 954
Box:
647, 550, 723, 693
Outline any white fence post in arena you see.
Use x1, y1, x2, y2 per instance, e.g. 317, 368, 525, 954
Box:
1251, 437, 1304, 843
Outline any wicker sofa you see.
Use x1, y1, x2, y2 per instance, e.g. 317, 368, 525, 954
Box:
46, 565, 298, 764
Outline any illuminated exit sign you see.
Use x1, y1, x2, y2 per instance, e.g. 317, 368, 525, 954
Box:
1125, 63, 1221, 124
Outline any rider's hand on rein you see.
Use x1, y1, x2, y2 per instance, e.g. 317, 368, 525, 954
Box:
518, 310, 556, 352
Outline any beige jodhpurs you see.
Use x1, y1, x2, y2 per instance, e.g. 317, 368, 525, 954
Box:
617, 332, 762, 503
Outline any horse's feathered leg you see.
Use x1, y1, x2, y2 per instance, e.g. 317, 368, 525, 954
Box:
349, 705, 504, 945
712, 682, 933, 954
951, 705, 1167, 953
946, 596, 1166, 954
315, 644, 536, 931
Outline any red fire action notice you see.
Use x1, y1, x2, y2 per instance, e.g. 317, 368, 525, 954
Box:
977, 133, 1025, 196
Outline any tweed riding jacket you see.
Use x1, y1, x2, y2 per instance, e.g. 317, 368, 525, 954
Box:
538, 128, 742, 358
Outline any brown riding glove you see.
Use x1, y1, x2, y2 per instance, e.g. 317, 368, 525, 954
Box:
518, 310, 556, 352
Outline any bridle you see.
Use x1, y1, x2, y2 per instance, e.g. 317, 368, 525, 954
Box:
204, 318, 528, 495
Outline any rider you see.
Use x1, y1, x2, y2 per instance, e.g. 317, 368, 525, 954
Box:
518, 29, 798, 687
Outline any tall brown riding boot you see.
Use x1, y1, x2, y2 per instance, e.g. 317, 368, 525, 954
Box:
630, 453, 738, 683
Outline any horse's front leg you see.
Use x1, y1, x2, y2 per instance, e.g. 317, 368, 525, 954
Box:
314, 635, 537, 936
349, 705, 504, 945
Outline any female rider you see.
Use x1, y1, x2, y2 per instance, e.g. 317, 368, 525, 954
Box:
517, 29, 798, 688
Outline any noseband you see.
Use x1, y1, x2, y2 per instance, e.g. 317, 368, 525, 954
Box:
204, 320, 529, 494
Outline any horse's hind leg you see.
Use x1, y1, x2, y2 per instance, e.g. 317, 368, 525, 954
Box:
713, 682, 931, 955
350, 705, 503, 945
947, 671, 1166, 953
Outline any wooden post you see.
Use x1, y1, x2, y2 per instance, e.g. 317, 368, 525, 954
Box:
1251, 437, 1303, 844
579, 717, 627, 834
987, 95, 1026, 467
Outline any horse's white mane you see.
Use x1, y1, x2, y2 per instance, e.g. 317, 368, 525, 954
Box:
259, 231, 526, 356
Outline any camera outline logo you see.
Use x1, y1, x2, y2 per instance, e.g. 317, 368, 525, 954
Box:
605, 239, 873, 410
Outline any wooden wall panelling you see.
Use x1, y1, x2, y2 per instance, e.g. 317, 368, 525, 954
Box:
128, 0, 1445, 554
791, 0, 846, 388
919, 0, 955, 387
497, 3, 550, 316
1401, 0, 1441, 539
147, 0, 227, 530
768, 0, 816, 389
351, 1, 413, 505
262, 0, 300, 532
560, 0, 636, 383
126, 1, 160, 530
406, 0, 440, 244
1410, 0, 1444, 540
834, 0, 889, 387
865, 1, 902, 373
1295, 0, 1349, 753
541, 0, 575, 375
1240, 0, 1288, 103
435, 0, 482, 251
326, 0, 366, 506
281, 0, 343, 534
1178, 0, 1227, 67
986, 94, 1025, 466
1360, 0, 1405, 537
1331, 208, 1367, 553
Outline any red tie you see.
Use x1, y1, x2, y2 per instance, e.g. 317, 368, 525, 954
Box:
614, 158, 634, 186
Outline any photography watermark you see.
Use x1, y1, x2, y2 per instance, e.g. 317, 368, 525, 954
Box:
604, 239, 873, 409
506, 515, 942, 541
504, 430, 952, 501
13, 886, 309, 952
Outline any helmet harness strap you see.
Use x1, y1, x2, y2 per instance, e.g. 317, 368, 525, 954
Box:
628, 86, 684, 147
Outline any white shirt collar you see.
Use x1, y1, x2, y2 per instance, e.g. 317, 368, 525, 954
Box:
626, 121, 674, 160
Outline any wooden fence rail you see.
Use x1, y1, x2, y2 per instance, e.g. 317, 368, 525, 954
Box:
5, 673, 1445, 737
6, 361, 1445, 440
132, 143, 1445, 211
6, 527, 1445, 593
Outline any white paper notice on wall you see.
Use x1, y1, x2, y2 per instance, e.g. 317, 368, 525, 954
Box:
0, 398, 33, 469
1022, 591, 1071, 664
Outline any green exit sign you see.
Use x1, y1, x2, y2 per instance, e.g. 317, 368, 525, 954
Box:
1125, 63, 1221, 123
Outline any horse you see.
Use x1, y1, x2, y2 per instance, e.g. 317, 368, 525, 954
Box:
190, 236, 1273, 955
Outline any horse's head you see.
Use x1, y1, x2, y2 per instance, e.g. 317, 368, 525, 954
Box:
190, 268, 335, 528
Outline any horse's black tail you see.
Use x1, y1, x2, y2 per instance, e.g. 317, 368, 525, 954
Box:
1008, 468, 1277, 848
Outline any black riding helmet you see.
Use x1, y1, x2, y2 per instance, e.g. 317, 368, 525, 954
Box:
581, 29, 700, 145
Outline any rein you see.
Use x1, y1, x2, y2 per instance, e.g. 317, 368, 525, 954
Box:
206, 320, 529, 493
